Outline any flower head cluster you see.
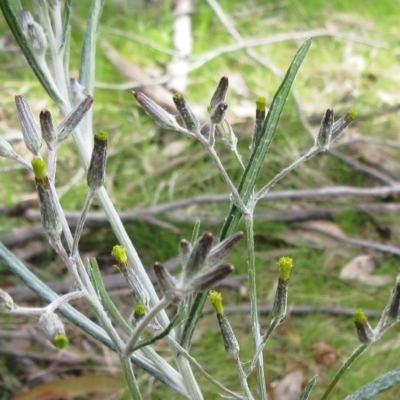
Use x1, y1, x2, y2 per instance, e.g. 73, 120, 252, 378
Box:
153, 231, 243, 304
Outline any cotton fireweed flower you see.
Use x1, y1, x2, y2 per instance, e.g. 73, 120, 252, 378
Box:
39, 313, 69, 349
353, 310, 375, 344
111, 245, 150, 309
31, 157, 62, 240
272, 257, 293, 321
251, 97, 267, 151
87, 131, 108, 190
15, 95, 42, 156
209, 290, 239, 360
173, 93, 201, 133
330, 109, 357, 142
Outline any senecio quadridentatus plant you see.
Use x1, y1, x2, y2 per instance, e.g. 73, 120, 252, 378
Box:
4, 1, 398, 400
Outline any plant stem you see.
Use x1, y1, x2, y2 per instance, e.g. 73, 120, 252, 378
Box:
119, 355, 143, 400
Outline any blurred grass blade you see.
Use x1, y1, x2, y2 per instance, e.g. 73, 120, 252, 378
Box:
0, 241, 186, 395
0, 0, 63, 103
179, 39, 311, 350
344, 367, 400, 400
299, 375, 317, 400
220, 38, 311, 240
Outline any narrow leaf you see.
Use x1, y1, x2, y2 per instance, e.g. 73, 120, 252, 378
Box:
299, 375, 318, 400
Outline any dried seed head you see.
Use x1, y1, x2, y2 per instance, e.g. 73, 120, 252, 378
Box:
87, 130, 108, 190
39, 313, 69, 349
15, 95, 42, 156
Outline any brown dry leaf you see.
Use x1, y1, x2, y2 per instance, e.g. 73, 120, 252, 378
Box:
273, 369, 304, 400
312, 342, 339, 367
339, 255, 391, 286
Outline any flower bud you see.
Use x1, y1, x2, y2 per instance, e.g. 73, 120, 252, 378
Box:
87, 131, 107, 190
173, 93, 201, 133
21, 10, 48, 56
251, 97, 267, 150
40, 110, 57, 150
15, 95, 42, 156
57, 95, 94, 142
154, 262, 181, 304
331, 109, 357, 142
39, 313, 69, 349
209, 76, 229, 112
112, 245, 150, 307
191, 263, 234, 292
134, 92, 182, 130
316, 109, 334, 150
387, 281, 400, 320
353, 310, 375, 344
0, 137, 18, 159
184, 232, 214, 280
179, 239, 192, 269
32, 157, 62, 239
206, 231, 244, 268
0, 289, 14, 313
272, 257, 293, 320
210, 102, 228, 124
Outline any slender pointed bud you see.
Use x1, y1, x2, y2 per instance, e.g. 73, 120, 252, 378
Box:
331, 109, 357, 142
153, 262, 181, 304
272, 257, 293, 320
179, 239, 192, 269
184, 232, 214, 280
39, 313, 69, 349
353, 310, 375, 344
251, 97, 267, 150
209, 76, 229, 112
218, 119, 238, 152
21, 10, 48, 56
0, 289, 14, 313
134, 92, 182, 130
40, 110, 57, 150
0, 137, 18, 159
15, 96, 42, 156
316, 109, 334, 150
191, 263, 234, 292
173, 93, 201, 132
87, 131, 107, 190
112, 245, 150, 306
387, 281, 400, 320
32, 157, 62, 239
210, 101, 228, 124
207, 231, 244, 268
57, 95, 94, 142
